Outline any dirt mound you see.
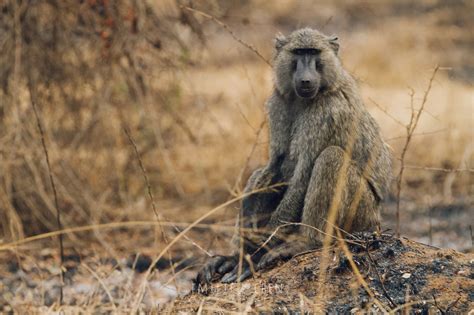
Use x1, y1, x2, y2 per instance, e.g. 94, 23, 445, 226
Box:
173, 234, 473, 313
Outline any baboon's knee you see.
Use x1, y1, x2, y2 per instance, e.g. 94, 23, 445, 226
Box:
312, 146, 347, 183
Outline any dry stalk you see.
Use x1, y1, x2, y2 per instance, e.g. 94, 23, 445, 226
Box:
365, 243, 397, 308
0, 221, 258, 251
369, 98, 405, 127
395, 65, 440, 237
385, 128, 447, 141
28, 80, 65, 304
231, 119, 266, 196
403, 165, 474, 173
82, 263, 117, 311
179, 5, 271, 67
122, 125, 211, 257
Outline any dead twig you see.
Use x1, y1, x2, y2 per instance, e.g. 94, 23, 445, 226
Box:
369, 98, 405, 127
445, 296, 462, 313
231, 119, 266, 195
28, 79, 65, 305
179, 5, 271, 67
123, 125, 211, 257
365, 244, 397, 308
403, 165, 474, 173
385, 128, 447, 141
395, 65, 439, 237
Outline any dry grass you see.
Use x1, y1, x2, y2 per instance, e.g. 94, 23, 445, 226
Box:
0, 0, 472, 313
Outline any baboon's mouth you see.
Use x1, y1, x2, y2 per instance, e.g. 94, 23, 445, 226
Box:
296, 87, 317, 98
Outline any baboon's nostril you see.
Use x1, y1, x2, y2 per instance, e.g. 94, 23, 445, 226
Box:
301, 79, 311, 86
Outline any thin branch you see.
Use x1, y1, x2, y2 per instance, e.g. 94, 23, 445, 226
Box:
369, 98, 405, 127
385, 128, 447, 141
231, 119, 266, 195
179, 5, 271, 67
395, 65, 439, 237
365, 245, 397, 308
403, 165, 474, 173
28, 80, 65, 304
123, 126, 211, 256
123, 126, 161, 222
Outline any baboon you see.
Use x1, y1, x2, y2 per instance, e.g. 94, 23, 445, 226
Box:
194, 28, 392, 286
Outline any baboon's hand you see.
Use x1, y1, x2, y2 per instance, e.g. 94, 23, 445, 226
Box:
193, 255, 237, 290
220, 259, 253, 283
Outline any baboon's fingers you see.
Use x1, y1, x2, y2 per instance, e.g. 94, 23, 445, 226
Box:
220, 269, 238, 283
220, 260, 254, 283
195, 255, 227, 284
217, 258, 237, 274
237, 267, 253, 282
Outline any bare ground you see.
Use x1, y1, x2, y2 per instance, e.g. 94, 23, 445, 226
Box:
173, 233, 473, 313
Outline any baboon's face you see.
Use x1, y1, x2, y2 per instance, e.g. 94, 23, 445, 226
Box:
291, 48, 322, 99
273, 28, 341, 100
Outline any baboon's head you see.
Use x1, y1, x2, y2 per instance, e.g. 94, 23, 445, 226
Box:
273, 28, 341, 99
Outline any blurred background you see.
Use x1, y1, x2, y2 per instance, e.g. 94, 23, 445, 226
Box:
0, 0, 473, 308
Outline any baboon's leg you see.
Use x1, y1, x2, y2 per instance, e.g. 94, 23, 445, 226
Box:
257, 146, 380, 270
301, 145, 380, 246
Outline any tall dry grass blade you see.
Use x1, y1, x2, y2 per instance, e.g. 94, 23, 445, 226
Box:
28, 79, 65, 304
0, 221, 256, 251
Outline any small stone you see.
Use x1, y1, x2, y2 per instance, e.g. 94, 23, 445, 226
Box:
402, 273, 411, 279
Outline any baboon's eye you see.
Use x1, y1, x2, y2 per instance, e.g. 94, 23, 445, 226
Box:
315, 60, 323, 71
292, 48, 321, 55
291, 60, 297, 71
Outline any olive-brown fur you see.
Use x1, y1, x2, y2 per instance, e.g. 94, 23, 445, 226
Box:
194, 28, 392, 286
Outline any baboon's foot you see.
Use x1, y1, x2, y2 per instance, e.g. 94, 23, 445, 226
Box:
256, 240, 311, 271
193, 255, 237, 289
220, 259, 254, 283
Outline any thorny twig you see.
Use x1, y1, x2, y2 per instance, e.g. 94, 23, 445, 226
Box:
396, 65, 440, 237
28, 79, 65, 304
179, 5, 271, 67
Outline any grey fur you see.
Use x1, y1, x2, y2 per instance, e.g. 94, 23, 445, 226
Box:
194, 28, 392, 287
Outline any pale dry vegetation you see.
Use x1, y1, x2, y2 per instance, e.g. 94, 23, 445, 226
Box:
0, 0, 472, 313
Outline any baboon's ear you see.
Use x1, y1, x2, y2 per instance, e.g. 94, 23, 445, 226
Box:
275, 33, 288, 51
328, 35, 339, 54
